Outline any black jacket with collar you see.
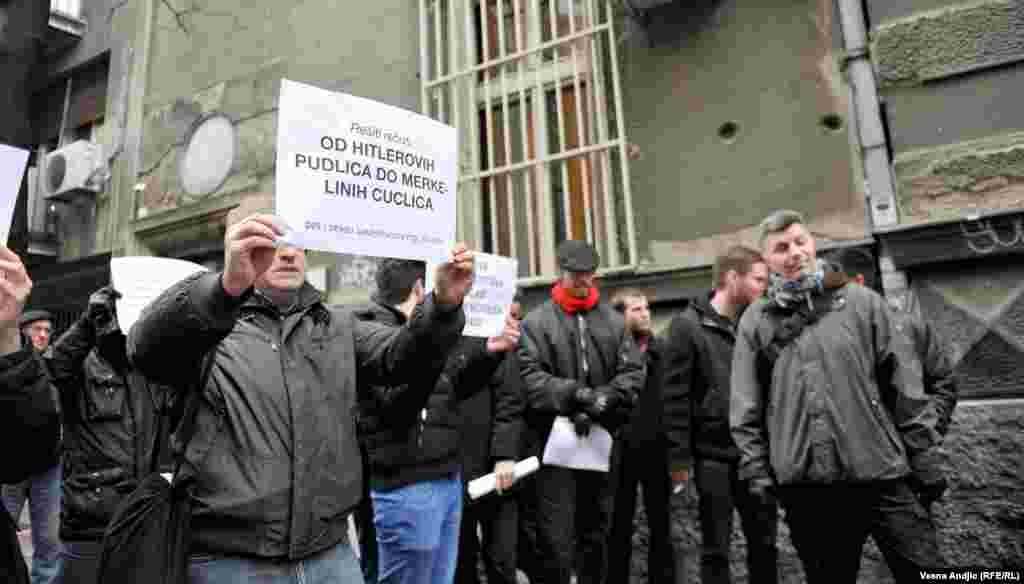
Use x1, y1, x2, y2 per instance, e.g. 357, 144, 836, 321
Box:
352, 300, 504, 491
662, 292, 741, 471
47, 315, 179, 542
517, 298, 645, 453
618, 335, 666, 451
127, 273, 465, 560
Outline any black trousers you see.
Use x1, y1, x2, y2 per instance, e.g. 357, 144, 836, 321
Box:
516, 471, 542, 583
455, 491, 518, 584
778, 479, 941, 584
608, 443, 686, 584
695, 458, 778, 584
534, 465, 613, 584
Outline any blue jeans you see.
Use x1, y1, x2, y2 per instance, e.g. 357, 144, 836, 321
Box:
371, 473, 463, 584
188, 539, 364, 584
2, 463, 61, 584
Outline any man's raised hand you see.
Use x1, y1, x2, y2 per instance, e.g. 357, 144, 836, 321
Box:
0, 247, 32, 347
222, 214, 283, 297
486, 314, 521, 354
433, 244, 475, 308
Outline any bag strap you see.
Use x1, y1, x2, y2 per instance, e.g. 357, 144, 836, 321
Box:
168, 351, 218, 484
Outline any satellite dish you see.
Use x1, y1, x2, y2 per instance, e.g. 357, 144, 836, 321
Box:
179, 113, 236, 196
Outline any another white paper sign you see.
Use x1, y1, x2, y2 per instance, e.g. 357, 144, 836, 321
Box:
275, 79, 457, 262
110, 257, 209, 334
453, 252, 517, 337
0, 143, 30, 245
542, 416, 614, 472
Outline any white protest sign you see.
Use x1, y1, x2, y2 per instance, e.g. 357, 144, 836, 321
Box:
275, 79, 457, 262
425, 252, 518, 337
110, 257, 209, 334
0, 143, 30, 245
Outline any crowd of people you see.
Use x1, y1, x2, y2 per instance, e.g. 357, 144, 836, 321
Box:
0, 206, 957, 584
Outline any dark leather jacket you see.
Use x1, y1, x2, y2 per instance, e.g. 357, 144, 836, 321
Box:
127, 272, 465, 559
46, 316, 178, 542
517, 299, 645, 452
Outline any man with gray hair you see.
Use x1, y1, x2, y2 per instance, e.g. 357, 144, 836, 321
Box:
730, 210, 944, 582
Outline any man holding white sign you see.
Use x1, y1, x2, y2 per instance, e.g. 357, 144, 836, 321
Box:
517, 240, 645, 584
127, 199, 477, 584
353, 258, 519, 584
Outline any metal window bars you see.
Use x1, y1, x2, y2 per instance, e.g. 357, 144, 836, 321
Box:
418, 0, 636, 278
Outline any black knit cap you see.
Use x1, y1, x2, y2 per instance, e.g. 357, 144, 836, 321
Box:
18, 309, 52, 327
557, 240, 600, 272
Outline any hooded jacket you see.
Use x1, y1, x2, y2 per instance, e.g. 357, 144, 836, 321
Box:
730, 276, 941, 486
352, 300, 505, 491
127, 272, 464, 559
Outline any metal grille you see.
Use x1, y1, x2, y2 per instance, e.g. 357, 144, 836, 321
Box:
418, 0, 636, 278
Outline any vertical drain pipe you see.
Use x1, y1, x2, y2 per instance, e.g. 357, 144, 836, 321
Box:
836, 0, 909, 306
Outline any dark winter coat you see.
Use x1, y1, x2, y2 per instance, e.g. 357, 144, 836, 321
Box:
0, 340, 58, 584
45, 316, 178, 542
352, 300, 505, 491
459, 350, 525, 483
730, 281, 942, 486
517, 299, 645, 453
127, 272, 464, 560
661, 293, 742, 470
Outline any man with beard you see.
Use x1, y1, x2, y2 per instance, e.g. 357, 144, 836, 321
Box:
731, 210, 943, 582
518, 240, 645, 584
607, 288, 688, 584
660, 246, 775, 584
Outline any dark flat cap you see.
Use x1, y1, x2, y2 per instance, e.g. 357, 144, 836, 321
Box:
19, 309, 53, 327
557, 240, 600, 272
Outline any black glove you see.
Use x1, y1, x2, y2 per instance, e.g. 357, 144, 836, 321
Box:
571, 412, 593, 437
572, 387, 598, 413
87, 286, 122, 333
908, 450, 948, 508
747, 476, 777, 507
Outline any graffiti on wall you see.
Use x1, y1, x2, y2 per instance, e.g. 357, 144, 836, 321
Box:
961, 216, 1024, 255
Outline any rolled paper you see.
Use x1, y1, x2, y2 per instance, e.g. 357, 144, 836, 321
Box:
467, 456, 540, 500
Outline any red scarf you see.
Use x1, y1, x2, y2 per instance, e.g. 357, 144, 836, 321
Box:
551, 283, 600, 314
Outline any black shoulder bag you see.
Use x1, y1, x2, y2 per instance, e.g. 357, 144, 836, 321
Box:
95, 354, 219, 584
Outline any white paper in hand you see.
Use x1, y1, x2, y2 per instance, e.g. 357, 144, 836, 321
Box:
0, 143, 30, 245
427, 252, 517, 338
542, 416, 614, 472
467, 456, 540, 500
110, 257, 209, 334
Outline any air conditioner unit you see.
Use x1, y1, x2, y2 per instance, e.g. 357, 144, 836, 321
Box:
45, 140, 104, 200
